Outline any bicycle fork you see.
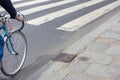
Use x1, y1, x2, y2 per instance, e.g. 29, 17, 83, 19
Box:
6, 34, 18, 55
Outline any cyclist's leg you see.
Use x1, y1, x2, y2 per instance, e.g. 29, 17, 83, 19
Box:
0, 35, 4, 62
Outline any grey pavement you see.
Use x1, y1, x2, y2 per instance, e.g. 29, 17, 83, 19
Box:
37, 11, 120, 80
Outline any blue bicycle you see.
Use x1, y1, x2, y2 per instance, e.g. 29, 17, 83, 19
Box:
0, 13, 27, 76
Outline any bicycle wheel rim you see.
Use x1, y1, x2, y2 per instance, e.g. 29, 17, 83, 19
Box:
1, 31, 27, 76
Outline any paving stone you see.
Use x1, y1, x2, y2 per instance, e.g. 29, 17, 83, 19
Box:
38, 62, 67, 80
66, 60, 90, 73
96, 38, 116, 44
78, 50, 112, 64
105, 42, 120, 56
117, 77, 120, 80
106, 26, 120, 34
107, 29, 120, 34
109, 56, 120, 68
116, 75, 120, 80
85, 64, 120, 79
88, 41, 110, 52
101, 31, 120, 40
109, 26, 120, 33
51, 69, 70, 80
64, 73, 105, 80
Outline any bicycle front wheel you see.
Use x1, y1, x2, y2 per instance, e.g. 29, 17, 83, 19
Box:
1, 30, 27, 76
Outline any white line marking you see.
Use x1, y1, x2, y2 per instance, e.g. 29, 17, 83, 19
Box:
12, 0, 22, 2
0, 0, 50, 11
27, 0, 104, 25
21, 0, 78, 15
57, 1, 120, 32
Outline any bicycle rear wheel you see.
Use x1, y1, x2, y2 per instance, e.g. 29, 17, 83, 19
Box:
1, 30, 27, 76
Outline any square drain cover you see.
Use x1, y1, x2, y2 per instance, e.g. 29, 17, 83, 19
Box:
52, 53, 76, 63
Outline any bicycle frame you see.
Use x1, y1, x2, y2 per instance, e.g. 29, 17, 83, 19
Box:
0, 12, 25, 55
0, 19, 18, 55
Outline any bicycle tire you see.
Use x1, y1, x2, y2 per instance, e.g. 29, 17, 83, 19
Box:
1, 30, 27, 76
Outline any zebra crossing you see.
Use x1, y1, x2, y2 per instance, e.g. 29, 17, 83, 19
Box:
27, 0, 105, 26
2, 0, 120, 32
57, 0, 120, 31
20, 0, 77, 16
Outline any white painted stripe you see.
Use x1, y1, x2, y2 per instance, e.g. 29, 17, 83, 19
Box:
57, 1, 120, 32
27, 0, 104, 25
21, 0, 78, 15
14, 0, 49, 8
0, 0, 50, 11
12, 0, 22, 2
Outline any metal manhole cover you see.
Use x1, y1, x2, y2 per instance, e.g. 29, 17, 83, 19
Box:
52, 53, 76, 63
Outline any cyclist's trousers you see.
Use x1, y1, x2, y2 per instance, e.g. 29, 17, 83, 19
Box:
0, 35, 4, 62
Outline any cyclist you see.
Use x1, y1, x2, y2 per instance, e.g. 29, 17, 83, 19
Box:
0, 0, 25, 61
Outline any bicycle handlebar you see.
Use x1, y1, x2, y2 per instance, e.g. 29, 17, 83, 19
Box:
18, 21, 25, 31
18, 13, 26, 31
0, 15, 25, 31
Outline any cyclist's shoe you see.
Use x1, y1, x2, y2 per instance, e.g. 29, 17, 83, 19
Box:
16, 12, 25, 22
